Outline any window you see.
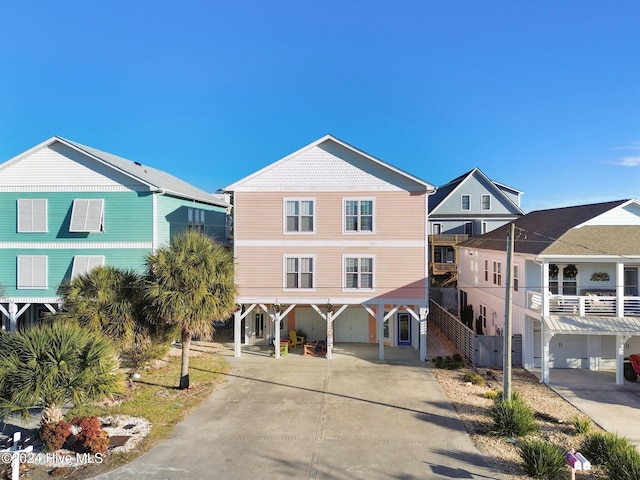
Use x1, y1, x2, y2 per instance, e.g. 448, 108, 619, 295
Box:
481, 195, 491, 211
513, 264, 519, 292
188, 208, 205, 233
17, 255, 47, 289
464, 222, 473, 236
461, 195, 470, 211
344, 256, 374, 289
482, 222, 488, 234
285, 199, 314, 233
484, 260, 489, 282
17, 199, 48, 232
254, 312, 265, 339
432, 223, 442, 235
285, 256, 314, 289
344, 199, 373, 232
71, 256, 105, 279
70, 199, 104, 232
479, 304, 487, 330
493, 261, 502, 286
549, 264, 559, 294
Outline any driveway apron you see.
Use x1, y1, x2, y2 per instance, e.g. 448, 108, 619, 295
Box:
95, 344, 506, 480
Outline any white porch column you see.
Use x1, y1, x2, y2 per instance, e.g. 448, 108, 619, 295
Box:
420, 306, 428, 362
234, 310, 242, 358
616, 335, 630, 385
274, 310, 282, 359
542, 262, 550, 316
9, 303, 18, 332
326, 311, 334, 360
377, 304, 384, 361
616, 262, 625, 318
542, 325, 553, 384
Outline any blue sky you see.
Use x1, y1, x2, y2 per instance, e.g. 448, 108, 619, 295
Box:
1, 1, 639, 212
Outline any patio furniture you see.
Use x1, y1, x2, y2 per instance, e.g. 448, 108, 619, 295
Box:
288, 330, 304, 348
304, 341, 327, 356
273, 339, 289, 356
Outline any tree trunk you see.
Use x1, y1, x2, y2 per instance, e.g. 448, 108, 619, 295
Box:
179, 329, 191, 390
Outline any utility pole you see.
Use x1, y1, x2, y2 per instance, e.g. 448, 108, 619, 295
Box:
503, 222, 515, 400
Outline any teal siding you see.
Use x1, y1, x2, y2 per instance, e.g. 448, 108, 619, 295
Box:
0, 191, 153, 242
1, 248, 148, 297
156, 194, 227, 247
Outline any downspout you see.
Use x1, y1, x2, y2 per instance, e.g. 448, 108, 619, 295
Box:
422, 187, 437, 361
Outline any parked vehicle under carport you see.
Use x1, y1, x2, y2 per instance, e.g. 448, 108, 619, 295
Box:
623, 354, 640, 382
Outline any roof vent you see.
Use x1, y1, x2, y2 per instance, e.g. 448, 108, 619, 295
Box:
134, 161, 142, 166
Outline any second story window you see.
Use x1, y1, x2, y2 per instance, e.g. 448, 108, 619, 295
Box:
70, 199, 104, 232
188, 208, 205, 233
461, 195, 470, 211
17, 199, 48, 232
285, 199, 314, 233
493, 261, 502, 286
344, 256, 374, 289
484, 260, 489, 282
344, 199, 373, 233
482, 195, 491, 210
285, 256, 314, 289
513, 264, 519, 292
71, 255, 105, 279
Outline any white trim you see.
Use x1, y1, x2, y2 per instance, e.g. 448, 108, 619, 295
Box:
283, 254, 316, 291
0, 242, 152, 249
0, 185, 134, 193
0, 297, 59, 303
235, 296, 426, 305
235, 239, 424, 247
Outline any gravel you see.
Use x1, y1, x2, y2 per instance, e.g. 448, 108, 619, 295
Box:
432, 366, 607, 479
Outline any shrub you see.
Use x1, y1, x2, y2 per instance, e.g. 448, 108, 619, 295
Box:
39, 421, 71, 452
462, 371, 484, 386
488, 391, 537, 437
570, 415, 592, 435
71, 416, 109, 454
581, 431, 632, 466
605, 442, 640, 480
518, 438, 566, 480
484, 390, 499, 400
432, 355, 463, 370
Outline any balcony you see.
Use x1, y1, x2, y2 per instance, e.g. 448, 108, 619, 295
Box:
527, 290, 640, 317
429, 234, 469, 246
431, 262, 457, 275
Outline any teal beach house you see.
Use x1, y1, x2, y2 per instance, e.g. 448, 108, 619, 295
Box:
0, 136, 229, 330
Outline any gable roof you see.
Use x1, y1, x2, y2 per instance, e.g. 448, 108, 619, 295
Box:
459, 199, 639, 256
225, 134, 435, 193
0, 137, 227, 207
428, 167, 524, 214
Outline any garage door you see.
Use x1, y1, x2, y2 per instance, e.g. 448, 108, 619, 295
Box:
334, 308, 369, 343
550, 335, 588, 368
295, 308, 327, 342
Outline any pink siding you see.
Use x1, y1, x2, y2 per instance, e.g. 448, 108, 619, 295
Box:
234, 190, 427, 301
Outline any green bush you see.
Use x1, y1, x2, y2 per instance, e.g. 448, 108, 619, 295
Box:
570, 415, 592, 435
581, 431, 640, 480
518, 438, 566, 480
488, 391, 537, 437
432, 355, 463, 370
605, 442, 640, 480
462, 371, 485, 386
581, 431, 632, 466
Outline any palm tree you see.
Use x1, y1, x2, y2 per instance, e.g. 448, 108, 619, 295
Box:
144, 230, 235, 389
55, 266, 146, 347
0, 322, 124, 423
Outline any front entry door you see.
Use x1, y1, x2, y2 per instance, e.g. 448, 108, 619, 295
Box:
397, 313, 411, 346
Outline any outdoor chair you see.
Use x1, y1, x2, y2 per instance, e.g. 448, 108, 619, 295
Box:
288, 330, 304, 348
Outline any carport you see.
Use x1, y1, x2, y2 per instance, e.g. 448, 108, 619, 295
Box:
541, 315, 640, 385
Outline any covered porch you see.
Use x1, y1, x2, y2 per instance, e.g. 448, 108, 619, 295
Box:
232, 301, 429, 362
539, 314, 640, 385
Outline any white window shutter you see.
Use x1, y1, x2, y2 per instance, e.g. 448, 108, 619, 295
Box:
70, 199, 104, 232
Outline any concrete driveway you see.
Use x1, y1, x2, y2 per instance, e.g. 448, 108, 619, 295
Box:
96, 343, 506, 480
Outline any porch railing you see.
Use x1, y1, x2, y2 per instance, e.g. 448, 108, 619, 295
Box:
527, 290, 640, 317
429, 234, 469, 244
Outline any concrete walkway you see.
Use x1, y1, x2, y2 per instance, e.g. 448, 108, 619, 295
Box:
95, 331, 505, 480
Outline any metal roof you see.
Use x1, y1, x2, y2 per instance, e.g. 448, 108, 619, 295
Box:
542, 315, 640, 336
